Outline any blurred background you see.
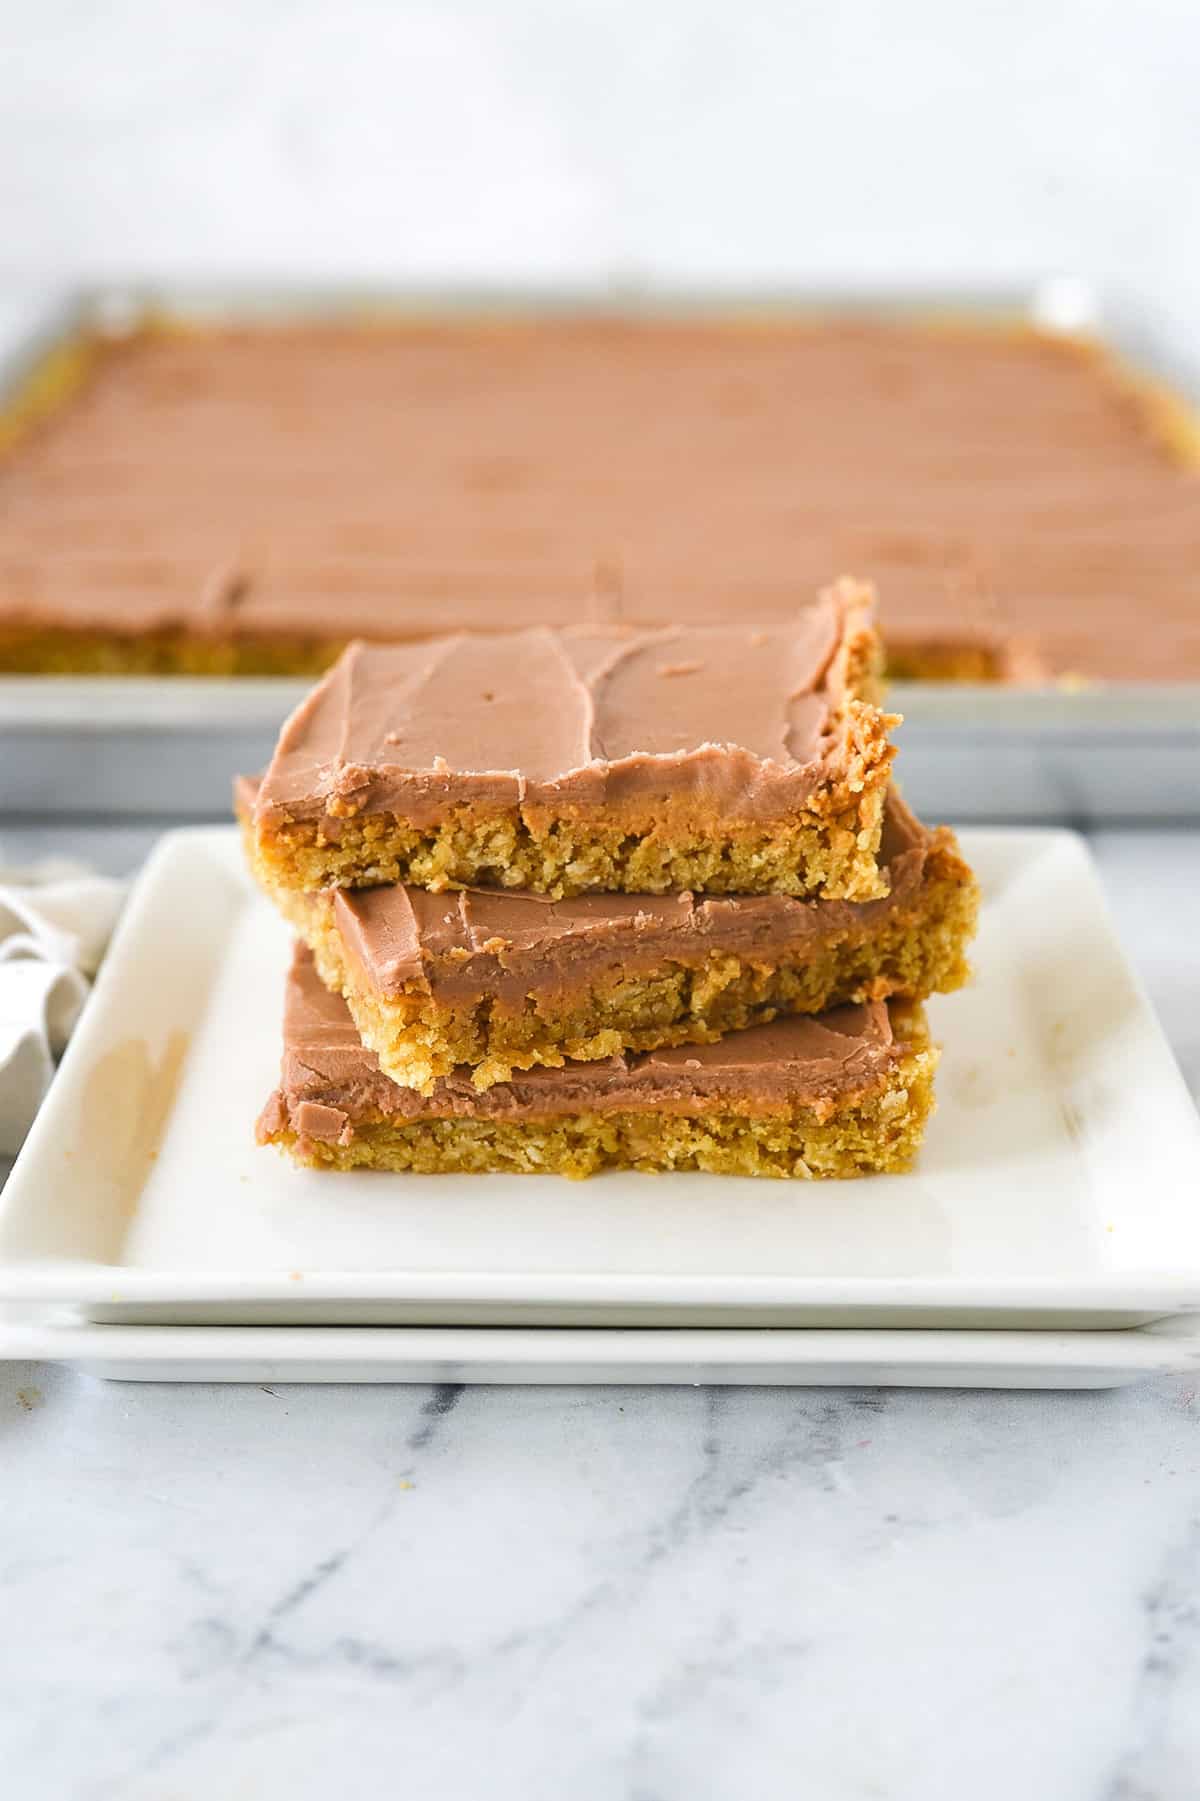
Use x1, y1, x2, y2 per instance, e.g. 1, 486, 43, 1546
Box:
0, 0, 1196, 337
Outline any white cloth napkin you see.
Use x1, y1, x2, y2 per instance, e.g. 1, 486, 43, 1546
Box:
0, 859, 126, 1156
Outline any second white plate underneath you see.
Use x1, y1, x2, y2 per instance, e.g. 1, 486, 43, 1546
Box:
1, 825, 1198, 1329
3, 1316, 1200, 1389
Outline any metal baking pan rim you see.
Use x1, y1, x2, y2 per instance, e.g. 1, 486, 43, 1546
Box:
0, 676, 1198, 737
73, 277, 1082, 327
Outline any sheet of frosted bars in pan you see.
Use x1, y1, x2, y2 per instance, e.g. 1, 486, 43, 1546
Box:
1, 309, 1199, 681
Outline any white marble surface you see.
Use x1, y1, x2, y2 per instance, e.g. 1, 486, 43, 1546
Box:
0, 823, 1199, 1800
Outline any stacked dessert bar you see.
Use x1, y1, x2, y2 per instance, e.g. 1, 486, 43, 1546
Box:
244, 581, 979, 1180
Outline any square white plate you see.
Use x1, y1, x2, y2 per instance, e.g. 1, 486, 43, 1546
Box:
2, 825, 1198, 1330
3, 1314, 1200, 1389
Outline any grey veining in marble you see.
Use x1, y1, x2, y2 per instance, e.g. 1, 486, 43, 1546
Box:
1, 827, 1199, 1798
4, 1364, 1200, 1801
3, 6, 1200, 1783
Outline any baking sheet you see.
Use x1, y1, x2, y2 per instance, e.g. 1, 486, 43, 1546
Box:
0, 281, 1198, 822
3, 674, 1199, 823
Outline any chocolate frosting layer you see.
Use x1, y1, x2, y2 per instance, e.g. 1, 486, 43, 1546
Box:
4, 319, 1200, 680
258, 946, 909, 1142
329, 790, 932, 1003
255, 587, 874, 828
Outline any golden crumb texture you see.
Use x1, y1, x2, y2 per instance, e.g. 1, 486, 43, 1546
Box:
269, 835, 975, 1095
253, 783, 894, 905
262, 1040, 939, 1182
259, 1015, 936, 1181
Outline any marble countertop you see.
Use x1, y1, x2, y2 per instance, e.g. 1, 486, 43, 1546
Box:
3, 823, 1199, 1801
